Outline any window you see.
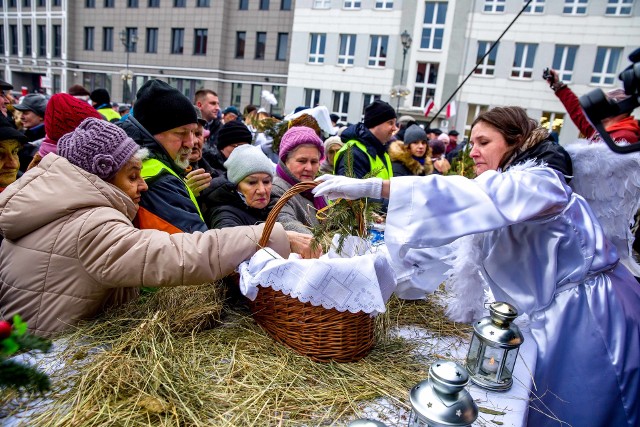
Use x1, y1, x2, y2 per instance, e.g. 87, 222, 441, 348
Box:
591, 46, 623, 85
126, 27, 138, 52
9, 25, 17, 55
197, 0, 210, 6
37, 24, 45, 55
127, 0, 138, 6
104, 0, 114, 6
255, 32, 266, 59
146, 28, 158, 53
483, 0, 505, 12
421, 2, 447, 50
563, 0, 588, 15
194, 29, 207, 55
375, 1, 393, 9
83, 72, 112, 93
308, 33, 326, 64
174, 0, 185, 5
511, 43, 537, 79
474, 41, 498, 76
465, 104, 489, 136
259, 0, 269, 9
281, 0, 291, 10
540, 111, 565, 137
343, 0, 360, 9
362, 94, 381, 116
53, 0, 61, 5
251, 84, 262, 106
86, 0, 95, 7
276, 32, 288, 61
413, 62, 438, 108
338, 34, 356, 66
605, 0, 633, 16
239, 0, 248, 9
304, 88, 321, 107
167, 78, 202, 100
84, 27, 94, 51
368, 35, 388, 67
148, 0, 160, 6
552, 45, 578, 82
8, 0, 16, 7
313, 0, 330, 8
23, 25, 32, 55
103, 27, 113, 51
38, 0, 46, 6
524, 0, 545, 14
0, 26, 3, 54
53, 24, 61, 57
171, 28, 184, 54
332, 91, 350, 123
270, 86, 285, 115
231, 83, 243, 108
235, 31, 246, 58
23, 0, 30, 6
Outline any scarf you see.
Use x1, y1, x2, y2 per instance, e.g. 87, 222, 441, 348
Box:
38, 136, 58, 157
503, 127, 573, 180
276, 161, 327, 210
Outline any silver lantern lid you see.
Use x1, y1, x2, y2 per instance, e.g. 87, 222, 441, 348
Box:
347, 419, 388, 427
409, 360, 478, 426
473, 302, 523, 349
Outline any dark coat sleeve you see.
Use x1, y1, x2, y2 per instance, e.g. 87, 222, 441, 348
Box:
334, 148, 371, 178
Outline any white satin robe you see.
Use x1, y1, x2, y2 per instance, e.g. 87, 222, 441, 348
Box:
385, 165, 640, 427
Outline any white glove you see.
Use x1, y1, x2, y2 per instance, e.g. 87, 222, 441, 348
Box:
313, 175, 383, 200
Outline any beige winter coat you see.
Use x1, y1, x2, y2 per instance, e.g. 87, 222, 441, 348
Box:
0, 155, 289, 337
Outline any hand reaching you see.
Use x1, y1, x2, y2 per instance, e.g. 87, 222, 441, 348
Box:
312, 174, 383, 200
185, 168, 212, 197
543, 68, 565, 92
286, 231, 322, 259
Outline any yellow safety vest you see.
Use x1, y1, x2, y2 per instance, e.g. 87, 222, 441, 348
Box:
141, 158, 203, 220
334, 139, 393, 179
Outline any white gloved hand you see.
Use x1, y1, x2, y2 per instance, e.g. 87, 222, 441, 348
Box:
313, 174, 383, 200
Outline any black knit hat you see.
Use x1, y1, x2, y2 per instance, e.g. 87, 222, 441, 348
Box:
217, 120, 252, 150
133, 79, 197, 136
0, 122, 28, 145
90, 88, 111, 106
363, 100, 396, 129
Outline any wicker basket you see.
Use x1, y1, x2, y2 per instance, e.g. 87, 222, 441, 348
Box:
248, 181, 376, 363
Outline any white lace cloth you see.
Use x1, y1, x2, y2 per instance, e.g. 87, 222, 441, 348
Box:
238, 237, 397, 315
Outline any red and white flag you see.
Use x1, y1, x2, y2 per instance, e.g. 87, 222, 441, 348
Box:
446, 101, 457, 119
423, 99, 435, 117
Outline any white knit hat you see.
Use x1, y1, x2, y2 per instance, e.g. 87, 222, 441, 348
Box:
223, 144, 274, 184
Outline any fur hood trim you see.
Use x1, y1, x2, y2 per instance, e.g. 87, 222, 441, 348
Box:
388, 140, 433, 175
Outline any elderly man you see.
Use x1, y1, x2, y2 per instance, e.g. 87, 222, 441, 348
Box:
118, 79, 207, 233
221, 106, 240, 124
14, 93, 48, 172
0, 80, 16, 126
334, 100, 397, 179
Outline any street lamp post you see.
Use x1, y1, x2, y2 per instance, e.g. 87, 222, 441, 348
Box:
119, 29, 137, 104
396, 30, 412, 114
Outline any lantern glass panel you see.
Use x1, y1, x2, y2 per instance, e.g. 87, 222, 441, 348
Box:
479, 346, 503, 380
466, 334, 482, 371
502, 347, 518, 378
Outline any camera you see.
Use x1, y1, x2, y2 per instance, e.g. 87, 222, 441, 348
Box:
579, 48, 640, 153
542, 67, 552, 82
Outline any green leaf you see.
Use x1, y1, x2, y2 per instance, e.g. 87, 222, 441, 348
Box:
1, 337, 20, 356
12, 314, 28, 336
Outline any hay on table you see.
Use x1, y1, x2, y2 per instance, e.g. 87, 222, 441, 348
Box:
1, 283, 470, 426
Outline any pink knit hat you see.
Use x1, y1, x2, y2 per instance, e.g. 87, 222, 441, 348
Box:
278, 126, 324, 161
58, 117, 139, 181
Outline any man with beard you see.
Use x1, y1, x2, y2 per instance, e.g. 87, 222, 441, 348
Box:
118, 79, 207, 233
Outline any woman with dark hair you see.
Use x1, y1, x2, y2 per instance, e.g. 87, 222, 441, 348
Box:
314, 106, 640, 427
388, 124, 433, 177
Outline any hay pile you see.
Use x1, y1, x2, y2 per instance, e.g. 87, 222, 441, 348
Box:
1, 284, 470, 426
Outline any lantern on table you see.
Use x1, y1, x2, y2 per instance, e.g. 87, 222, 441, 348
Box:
465, 301, 524, 391
407, 360, 478, 427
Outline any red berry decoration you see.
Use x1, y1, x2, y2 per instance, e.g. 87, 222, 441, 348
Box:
0, 320, 12, 339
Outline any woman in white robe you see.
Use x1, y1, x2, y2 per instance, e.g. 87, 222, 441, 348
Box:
313, 106, 640, 427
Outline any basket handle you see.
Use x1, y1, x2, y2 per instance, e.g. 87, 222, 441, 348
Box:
259, 181, 319, 247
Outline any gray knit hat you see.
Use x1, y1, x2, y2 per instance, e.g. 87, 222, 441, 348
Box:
58, 117, 139, 181
403, 124, 428, 146
224, 144, 274, 184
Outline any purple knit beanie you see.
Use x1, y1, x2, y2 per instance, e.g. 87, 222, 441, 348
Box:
58, 117, 139, 181
278, 126, 325, 162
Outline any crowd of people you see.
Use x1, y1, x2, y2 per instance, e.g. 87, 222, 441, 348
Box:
1, 70, 640, 426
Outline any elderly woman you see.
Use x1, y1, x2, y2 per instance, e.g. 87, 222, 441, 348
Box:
388, 124, 433, 177
319, 135, 343, 175
270, 126, 327, 235
0, 123, 24, 246
206, 144, 275, 229
314, 106, 640, 427
0, 118, 302, 337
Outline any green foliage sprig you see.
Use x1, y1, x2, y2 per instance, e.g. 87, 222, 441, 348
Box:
446, 145, 476, 179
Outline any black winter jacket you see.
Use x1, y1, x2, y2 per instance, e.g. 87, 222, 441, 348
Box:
206, 181, 270, 229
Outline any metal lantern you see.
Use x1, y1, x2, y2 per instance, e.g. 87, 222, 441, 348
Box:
348, 419, 388, 427
465, 301, 524, 391
407, 360, 478, 427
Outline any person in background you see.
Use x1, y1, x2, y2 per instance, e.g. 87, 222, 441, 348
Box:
0, 79, 17, 128
269, 126, 326, 235
426, 128, 442, 141
446, 130, 459, 155
334, 100, 396, 179
221, 106, 240, 124
429, 138, 451, 175
0, 123, 25, 193
118, 104, 131, 117
319, 136, 343, 175
388, 124, 433, 177
544, 68, 639, 143
194, 89, 221, 147
67, 84, 91, 103
313, 106, 640, 427
209, 120, 253, 176
90, 88, 121, 123
255, 108, 279, 163
14, 94, 48, 172
26, 93, 103, 170
0, 118, 297, 337
394, 115, 416, 142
